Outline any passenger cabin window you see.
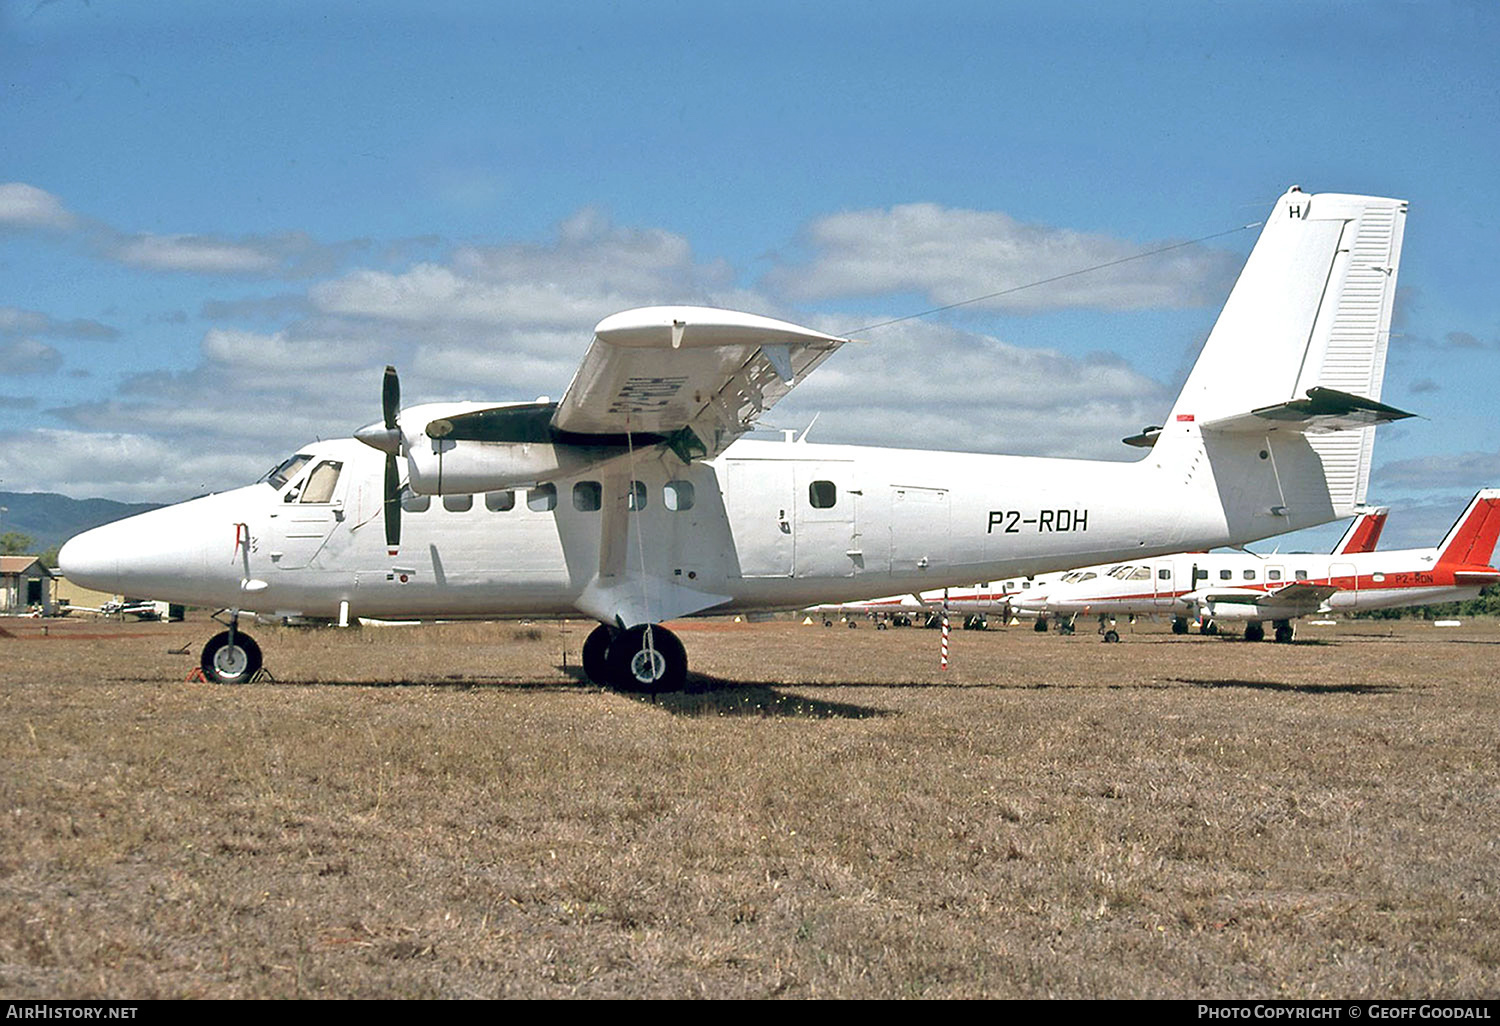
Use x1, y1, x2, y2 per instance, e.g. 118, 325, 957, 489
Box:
298, 461, 342, 503
1158, 568, 1171, 580
400, 487, 430, 513
442, 493, 473, 513
485, 490, 515, 512
1194, 569, 1208, 581
528, 484, 557, 512
1269, 569, 1282, 581
263, 454, 312, 492
1243, 569, 1256, 581
1295, 570, 1309, 580
664, 480, 695, 511
628, 481, 647, 512
573, 481, 602, 512
1219, 569, 1232, 580
809, 480, 837, 509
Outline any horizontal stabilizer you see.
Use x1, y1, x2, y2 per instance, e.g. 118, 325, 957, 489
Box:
1200, 387, 1415, 436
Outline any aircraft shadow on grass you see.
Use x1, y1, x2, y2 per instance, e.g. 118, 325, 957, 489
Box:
1175, 677, 1403, 695
563, 667, 892, 719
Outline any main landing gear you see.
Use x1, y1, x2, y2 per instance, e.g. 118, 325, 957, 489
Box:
200, 614, 262, 684
582, 623, 688, 692
1242, 620, 1295, 643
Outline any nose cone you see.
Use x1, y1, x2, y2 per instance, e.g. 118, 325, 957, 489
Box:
57, 503, 216, 600
58, 527, 121, 592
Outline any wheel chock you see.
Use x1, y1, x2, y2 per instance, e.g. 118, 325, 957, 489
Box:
185, 667, 208, 682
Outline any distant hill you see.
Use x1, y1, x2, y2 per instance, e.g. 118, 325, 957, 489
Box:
0, 491, 162, 557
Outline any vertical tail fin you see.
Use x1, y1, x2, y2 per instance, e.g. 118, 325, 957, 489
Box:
1151, 187, 1410, 533
1434, 489, 1500, 567
1330, 506, 1389, 554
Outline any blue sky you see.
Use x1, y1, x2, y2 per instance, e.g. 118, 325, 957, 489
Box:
2, 0, 1497, 550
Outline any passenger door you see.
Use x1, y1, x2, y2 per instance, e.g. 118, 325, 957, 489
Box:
269, 459, 347, 569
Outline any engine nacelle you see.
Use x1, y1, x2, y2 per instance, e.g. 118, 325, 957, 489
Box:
407, 437, 634, 494
396, 401, 633, 494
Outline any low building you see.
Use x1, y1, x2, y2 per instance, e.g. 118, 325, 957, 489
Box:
0, 556, 56, 615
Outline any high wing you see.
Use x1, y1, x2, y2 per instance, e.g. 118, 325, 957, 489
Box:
552, 306, 853, 460
429, 307, 852, 464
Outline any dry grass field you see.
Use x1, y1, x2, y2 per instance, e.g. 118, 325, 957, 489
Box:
1, 612, 1497, 999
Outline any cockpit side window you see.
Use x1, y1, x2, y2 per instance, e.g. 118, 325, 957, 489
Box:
298, 461, 343, 503
263, 454, 312, 492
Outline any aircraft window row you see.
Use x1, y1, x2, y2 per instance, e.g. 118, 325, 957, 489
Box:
400, 480, 698, 516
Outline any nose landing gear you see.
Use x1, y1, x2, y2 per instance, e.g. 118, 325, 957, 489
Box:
200, 613, 263, 684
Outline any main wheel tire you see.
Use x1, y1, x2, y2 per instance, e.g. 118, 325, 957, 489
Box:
1274, 622, 1295, 644
1034, 618, 1049, 633
1103, 629, 1120, 643
581, 624, 615, 684
1171, 617, 1189, 635
1244, 622, 1266, 643
606, 625, 687, 692
201, 630, 262, 684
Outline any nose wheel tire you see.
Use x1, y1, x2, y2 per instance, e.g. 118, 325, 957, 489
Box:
201, 630, 263, 684
606, 625, 687, 692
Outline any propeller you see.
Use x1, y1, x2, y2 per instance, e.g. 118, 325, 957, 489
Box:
355, 365, 404, 553
381, 366, 401, 553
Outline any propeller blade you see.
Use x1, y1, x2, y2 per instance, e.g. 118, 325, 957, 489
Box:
384, 453, 401, 552
382, 365, 400, 431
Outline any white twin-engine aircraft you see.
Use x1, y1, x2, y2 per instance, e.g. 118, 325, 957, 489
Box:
59, 187, 1413, 689
1019, 489, 1500, 643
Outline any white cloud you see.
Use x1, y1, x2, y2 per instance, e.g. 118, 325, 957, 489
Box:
0, 183, 76, 230
764, 203, 1241, 313
113, 234, 283, 275
0, 306, 118, 341
0, 338, 63, 375
773, 320, 1172, 459
1374, 450, 1500, 492
312, 210, 731, 329
200, 328, 371, 372
0, 429, 266, 503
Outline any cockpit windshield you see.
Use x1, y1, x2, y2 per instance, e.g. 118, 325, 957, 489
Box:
262, 454, 312, 491
1060, 570, 1098, 584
